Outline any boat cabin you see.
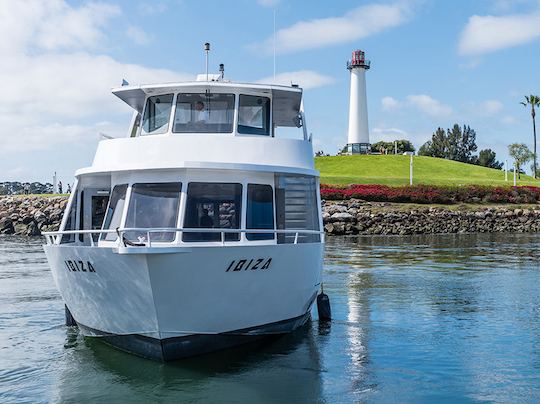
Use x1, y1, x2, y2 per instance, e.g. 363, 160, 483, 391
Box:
52, 81, 322, 249
114, 81, 307, 139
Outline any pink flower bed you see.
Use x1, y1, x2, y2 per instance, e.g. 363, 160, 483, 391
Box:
320, 184, 540, 204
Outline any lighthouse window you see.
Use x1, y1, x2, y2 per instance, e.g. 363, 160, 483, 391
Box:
274, 174, 320, 244
124, 183, 182, 243
238, 95, 270, 135
183, 182, 242, 242
100, 184, 128, 241
247, 184, 274, 240
142, 94, 173, 135
173, 93, 235, 133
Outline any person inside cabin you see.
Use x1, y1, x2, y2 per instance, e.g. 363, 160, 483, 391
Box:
199, 208, 214, 228
194, 101, 208, 123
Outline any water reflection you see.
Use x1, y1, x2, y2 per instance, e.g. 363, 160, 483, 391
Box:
52, 323, 324, 403
4, 234, 540, 402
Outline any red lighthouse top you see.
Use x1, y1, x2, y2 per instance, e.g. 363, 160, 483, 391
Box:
347, 50, 370, 70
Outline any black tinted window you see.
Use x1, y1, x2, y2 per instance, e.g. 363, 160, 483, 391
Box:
183, 182, 242, 242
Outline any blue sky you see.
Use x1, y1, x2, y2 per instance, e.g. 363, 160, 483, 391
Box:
2, 0, 540, 183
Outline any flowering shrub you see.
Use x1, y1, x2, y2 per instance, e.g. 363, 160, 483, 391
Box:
320, 184, 540, 204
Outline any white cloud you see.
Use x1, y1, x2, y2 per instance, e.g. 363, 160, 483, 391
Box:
137, 2, 168, 15
257, 70, 335, 90
406, 95, 453, 117
458, 12, 540, 55
257, 0, 280, 7
0, 0, 120, 54
501, 115, 517, 124
491, 0, 540, 13
381, 96, 402, 110
463, 99, 504, 117
126, 26, 151, 45
256, 1, 413, 54
481, 100, 504, 114
0, 1, 192, 155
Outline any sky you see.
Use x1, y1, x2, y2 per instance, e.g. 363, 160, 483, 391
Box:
2, 0, 540, 183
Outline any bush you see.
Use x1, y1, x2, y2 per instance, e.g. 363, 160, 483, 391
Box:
320, 184, 540, 204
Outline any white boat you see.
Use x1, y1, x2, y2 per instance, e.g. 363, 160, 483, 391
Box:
43, 69, 324, 361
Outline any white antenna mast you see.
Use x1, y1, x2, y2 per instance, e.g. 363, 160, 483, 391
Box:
273, 9, 276, 81
204, 42, 210, 82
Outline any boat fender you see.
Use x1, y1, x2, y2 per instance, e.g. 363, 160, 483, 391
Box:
65, 305, 77, 327
317, 285, 331, 321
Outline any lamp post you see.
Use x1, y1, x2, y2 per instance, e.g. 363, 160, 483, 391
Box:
410, 154, 413, 185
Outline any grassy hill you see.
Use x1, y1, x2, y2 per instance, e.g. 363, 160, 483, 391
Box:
315, 155, 540, 186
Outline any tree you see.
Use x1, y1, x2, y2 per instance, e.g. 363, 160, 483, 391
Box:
372, 139, 415, 154
478, 148, 502, 169
508, 143, 532, 179
418, 125, 478, 163
520, 95, 540, 178
418, 128, 447, 158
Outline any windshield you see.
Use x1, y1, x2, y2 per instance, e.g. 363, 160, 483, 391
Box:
173, 93, 235, 133
142, 94, 173, 135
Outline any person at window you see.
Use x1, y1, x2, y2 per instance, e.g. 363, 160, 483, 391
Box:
194, 101, 208, 122
199, 209, 214, 228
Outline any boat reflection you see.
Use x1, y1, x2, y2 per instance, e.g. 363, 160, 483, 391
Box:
52, 321, 324, 402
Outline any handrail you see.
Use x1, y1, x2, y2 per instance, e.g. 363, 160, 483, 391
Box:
42, 227, 324, 246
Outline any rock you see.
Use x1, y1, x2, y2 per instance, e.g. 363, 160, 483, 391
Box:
26, 220, 41, 236
0, 218, 15, 234
330, 212, 355, 222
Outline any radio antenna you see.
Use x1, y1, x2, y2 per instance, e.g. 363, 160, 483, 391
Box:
204, 42, 210, 82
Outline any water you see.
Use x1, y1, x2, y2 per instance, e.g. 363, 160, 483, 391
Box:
2, 234, 540, 403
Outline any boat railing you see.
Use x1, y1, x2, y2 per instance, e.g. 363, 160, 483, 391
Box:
42, 227, 324, 247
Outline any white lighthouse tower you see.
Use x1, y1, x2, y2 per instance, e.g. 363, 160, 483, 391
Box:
345, 50, 371, 154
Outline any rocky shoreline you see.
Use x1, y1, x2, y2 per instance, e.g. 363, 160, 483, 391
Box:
323, 200, 540, 235
0, 196, 67, 236
2, 195, 540, 237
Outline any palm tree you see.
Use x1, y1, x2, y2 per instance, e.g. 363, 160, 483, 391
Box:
521, 95, 540, 179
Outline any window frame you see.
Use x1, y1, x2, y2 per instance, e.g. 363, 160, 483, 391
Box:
246, 183, 275, 241
124, 182, 182, 243
172, 92, 236, 134
237, 94, 272, 136
182, 182, 243, 242
140, 93, 174, 136
100, 184, 128, 242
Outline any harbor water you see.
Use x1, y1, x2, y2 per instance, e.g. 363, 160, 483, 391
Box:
2, 233, 540, 402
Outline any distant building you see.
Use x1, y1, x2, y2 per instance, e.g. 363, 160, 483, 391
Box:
344, 50, 371, 155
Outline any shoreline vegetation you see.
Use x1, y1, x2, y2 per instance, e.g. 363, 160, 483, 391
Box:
2, 193, 540, 237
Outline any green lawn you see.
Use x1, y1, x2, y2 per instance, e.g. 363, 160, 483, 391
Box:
315, 155, 540, 186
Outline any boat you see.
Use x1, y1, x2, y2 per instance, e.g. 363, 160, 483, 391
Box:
43, 63, 324, 361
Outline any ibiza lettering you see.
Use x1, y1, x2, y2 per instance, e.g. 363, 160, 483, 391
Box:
226, 258, 272, 272
64, 260, 96, 273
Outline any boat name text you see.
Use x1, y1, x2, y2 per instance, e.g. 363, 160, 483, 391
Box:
226, 258, 272, 272
65, 260, 96, 273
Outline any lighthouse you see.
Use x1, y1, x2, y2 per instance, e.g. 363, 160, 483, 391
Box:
345, 50, 370, 154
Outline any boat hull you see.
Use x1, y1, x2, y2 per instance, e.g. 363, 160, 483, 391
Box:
44, 243, 323, 360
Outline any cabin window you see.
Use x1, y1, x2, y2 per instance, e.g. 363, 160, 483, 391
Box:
247, 184, 274, 240
173, 93, 235, 133
238, 95, 270, 135
124, 182, 181, 243
142, 94, 173, 135
101, 184, 128, 241
60, 191, 78, 244
183, 182, 242, 242
274, 174, 320, 244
